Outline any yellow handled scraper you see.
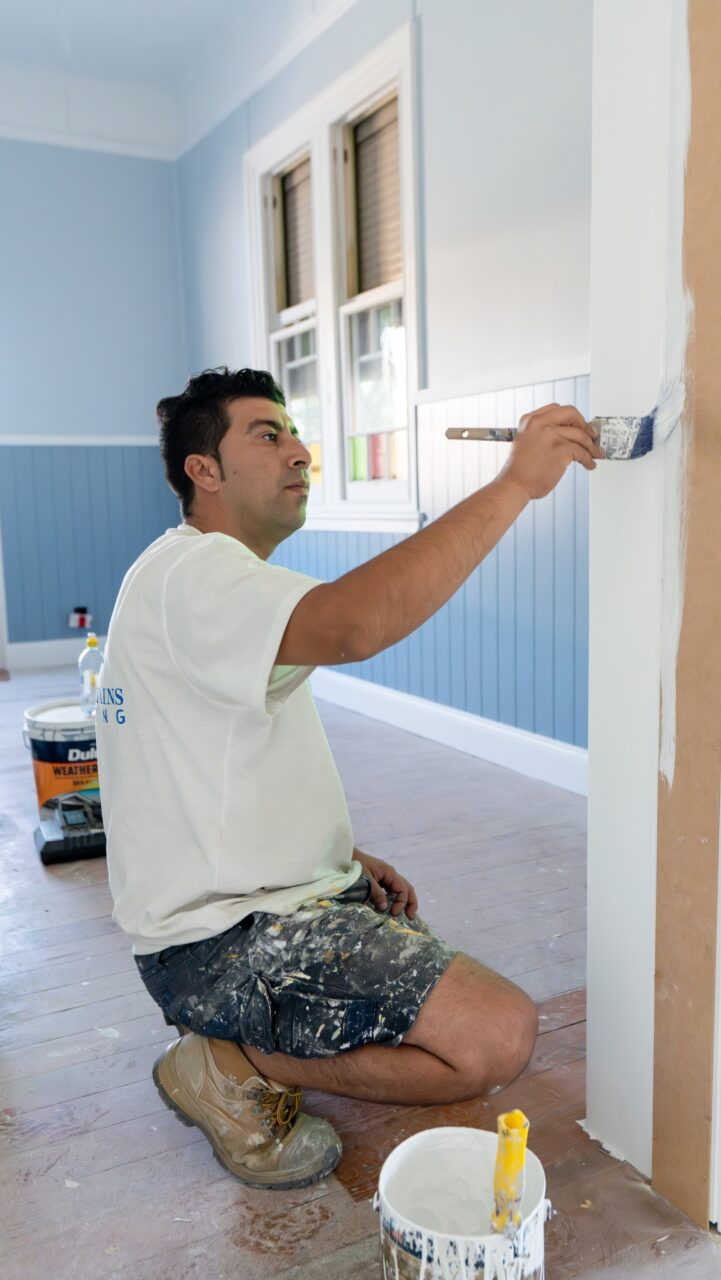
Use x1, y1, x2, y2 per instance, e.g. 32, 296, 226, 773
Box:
491, 1109, 530, 1237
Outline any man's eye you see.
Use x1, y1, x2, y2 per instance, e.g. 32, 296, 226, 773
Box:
262, 432, 278, 441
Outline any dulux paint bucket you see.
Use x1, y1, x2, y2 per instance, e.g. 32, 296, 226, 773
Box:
375, 1127, 551, 1280
23, 699, 99, 812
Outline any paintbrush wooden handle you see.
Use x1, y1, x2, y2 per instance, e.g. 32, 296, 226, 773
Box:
445, 427, 516, 442
445, 419, 605, 443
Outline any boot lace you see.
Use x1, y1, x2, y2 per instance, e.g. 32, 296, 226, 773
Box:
260, 1085, 302, 1130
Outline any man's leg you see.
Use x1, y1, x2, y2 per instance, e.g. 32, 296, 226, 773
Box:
211, 953, 537, 1106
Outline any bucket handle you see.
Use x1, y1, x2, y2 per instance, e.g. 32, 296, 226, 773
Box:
372, 1191, 380, 1212
22, 730, 32, 750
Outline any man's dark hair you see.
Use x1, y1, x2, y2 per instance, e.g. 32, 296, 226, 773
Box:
157, 367, 286, 516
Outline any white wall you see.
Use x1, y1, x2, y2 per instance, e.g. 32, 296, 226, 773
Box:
585, 0, 688, 1175
419, 0, 591, 390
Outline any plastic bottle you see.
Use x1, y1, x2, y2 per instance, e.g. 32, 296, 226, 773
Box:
78, 633, 103, 718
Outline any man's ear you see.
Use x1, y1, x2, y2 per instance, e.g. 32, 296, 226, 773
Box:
184, 454, 221, 497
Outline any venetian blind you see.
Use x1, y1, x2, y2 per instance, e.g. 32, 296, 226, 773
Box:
354, 98, 401, 293
282, 158, 313, 307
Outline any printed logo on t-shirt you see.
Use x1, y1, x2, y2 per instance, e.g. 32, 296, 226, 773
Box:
96, 686, 126, 724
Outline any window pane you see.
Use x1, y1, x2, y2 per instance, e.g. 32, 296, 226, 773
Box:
349, 435, 368, 482
388, 429, 408, 481
281, 158, 313, 308
276, 328, 322, 486
348, 430, 408, 483
354, 98, 401, 293
349, 298, 407, 442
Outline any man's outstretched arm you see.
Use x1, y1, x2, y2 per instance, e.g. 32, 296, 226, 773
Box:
277, 402, 602, 667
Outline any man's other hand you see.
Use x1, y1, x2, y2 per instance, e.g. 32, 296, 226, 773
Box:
498, 402, 604, 502
352, 849, 419, 920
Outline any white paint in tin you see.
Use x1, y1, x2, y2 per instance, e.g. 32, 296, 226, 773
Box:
376, 1127, 550, 1280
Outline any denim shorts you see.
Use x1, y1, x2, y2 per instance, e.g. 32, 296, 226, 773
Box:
134, 877, 456, 1059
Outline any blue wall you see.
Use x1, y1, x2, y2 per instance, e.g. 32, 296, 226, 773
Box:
0, 139, 186, 439
0, 446, 179, 643
1, 0, 592, 754
0, 138, 186, 650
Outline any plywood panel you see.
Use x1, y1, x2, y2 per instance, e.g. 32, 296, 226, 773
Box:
652, 0, 721, 1226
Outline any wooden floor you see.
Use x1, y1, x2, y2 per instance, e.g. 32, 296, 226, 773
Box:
2, 669, 719, 1278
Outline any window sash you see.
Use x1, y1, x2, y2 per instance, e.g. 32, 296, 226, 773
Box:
346, 96, 401, 296
274, 156, 314, 311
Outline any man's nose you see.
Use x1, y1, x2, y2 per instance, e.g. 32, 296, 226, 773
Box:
288, 439, 312, 469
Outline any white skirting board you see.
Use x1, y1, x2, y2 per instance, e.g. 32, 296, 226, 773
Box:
7, 636, 108, 672
310, 668, 588, 797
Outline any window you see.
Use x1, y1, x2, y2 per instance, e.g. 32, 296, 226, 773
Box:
246, 26, 420, 531
268, 156, 322, 490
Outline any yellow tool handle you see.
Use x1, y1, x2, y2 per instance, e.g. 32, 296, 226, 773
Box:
491, 1109, 530, 1236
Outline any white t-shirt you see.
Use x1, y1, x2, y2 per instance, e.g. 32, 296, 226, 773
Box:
95, 524, 360, 954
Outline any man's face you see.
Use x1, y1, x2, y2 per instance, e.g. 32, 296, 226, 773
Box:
213, 396, 313, 548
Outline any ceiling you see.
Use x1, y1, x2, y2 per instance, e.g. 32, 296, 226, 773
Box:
0, 0, 358, 153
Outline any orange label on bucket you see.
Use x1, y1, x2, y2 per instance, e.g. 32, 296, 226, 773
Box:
32, 757, 99, 809
27, 734, 99, 810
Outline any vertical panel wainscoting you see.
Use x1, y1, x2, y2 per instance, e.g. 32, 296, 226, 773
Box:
273, 374, 590, 754
0, 445, 180, 645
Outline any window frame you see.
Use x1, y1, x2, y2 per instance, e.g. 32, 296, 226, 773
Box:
245, 25, 421, 533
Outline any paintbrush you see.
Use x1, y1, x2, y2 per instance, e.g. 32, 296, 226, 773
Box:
491, 1109, 529, 1237
445, 379, 684, 460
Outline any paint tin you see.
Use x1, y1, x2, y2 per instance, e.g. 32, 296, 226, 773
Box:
23, 699, 99, 812
375, 1126, 551, 1280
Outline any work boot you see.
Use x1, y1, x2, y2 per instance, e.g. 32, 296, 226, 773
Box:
152, 1033, 342, 1189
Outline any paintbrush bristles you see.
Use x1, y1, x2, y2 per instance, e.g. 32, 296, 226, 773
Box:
652, 378, 686, 447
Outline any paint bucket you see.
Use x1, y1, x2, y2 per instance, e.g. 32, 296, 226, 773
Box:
23, 699, 99, 813
375, 1127, 551, 1280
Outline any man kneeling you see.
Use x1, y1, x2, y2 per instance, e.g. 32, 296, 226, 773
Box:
96, 367, 601, 1188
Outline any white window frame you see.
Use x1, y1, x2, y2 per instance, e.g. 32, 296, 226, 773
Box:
245, 25, 421, 533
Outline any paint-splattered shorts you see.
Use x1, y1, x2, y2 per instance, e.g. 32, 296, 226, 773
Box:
134, 877, 456, 1058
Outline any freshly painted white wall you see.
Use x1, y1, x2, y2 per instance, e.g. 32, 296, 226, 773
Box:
585, 0, 687, 1176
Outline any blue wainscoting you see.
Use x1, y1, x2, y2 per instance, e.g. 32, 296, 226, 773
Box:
273, 375, 590, 749
0, 445, 180, 643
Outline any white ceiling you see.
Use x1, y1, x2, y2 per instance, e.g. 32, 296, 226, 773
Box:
0, 0, 358, 155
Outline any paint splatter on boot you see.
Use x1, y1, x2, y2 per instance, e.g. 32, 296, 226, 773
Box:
152, 1033, 342, 1189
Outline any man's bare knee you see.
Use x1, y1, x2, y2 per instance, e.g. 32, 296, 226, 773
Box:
408, 955, 538, 1098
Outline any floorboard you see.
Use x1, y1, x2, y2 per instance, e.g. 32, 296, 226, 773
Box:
1, 668, 716, 1278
